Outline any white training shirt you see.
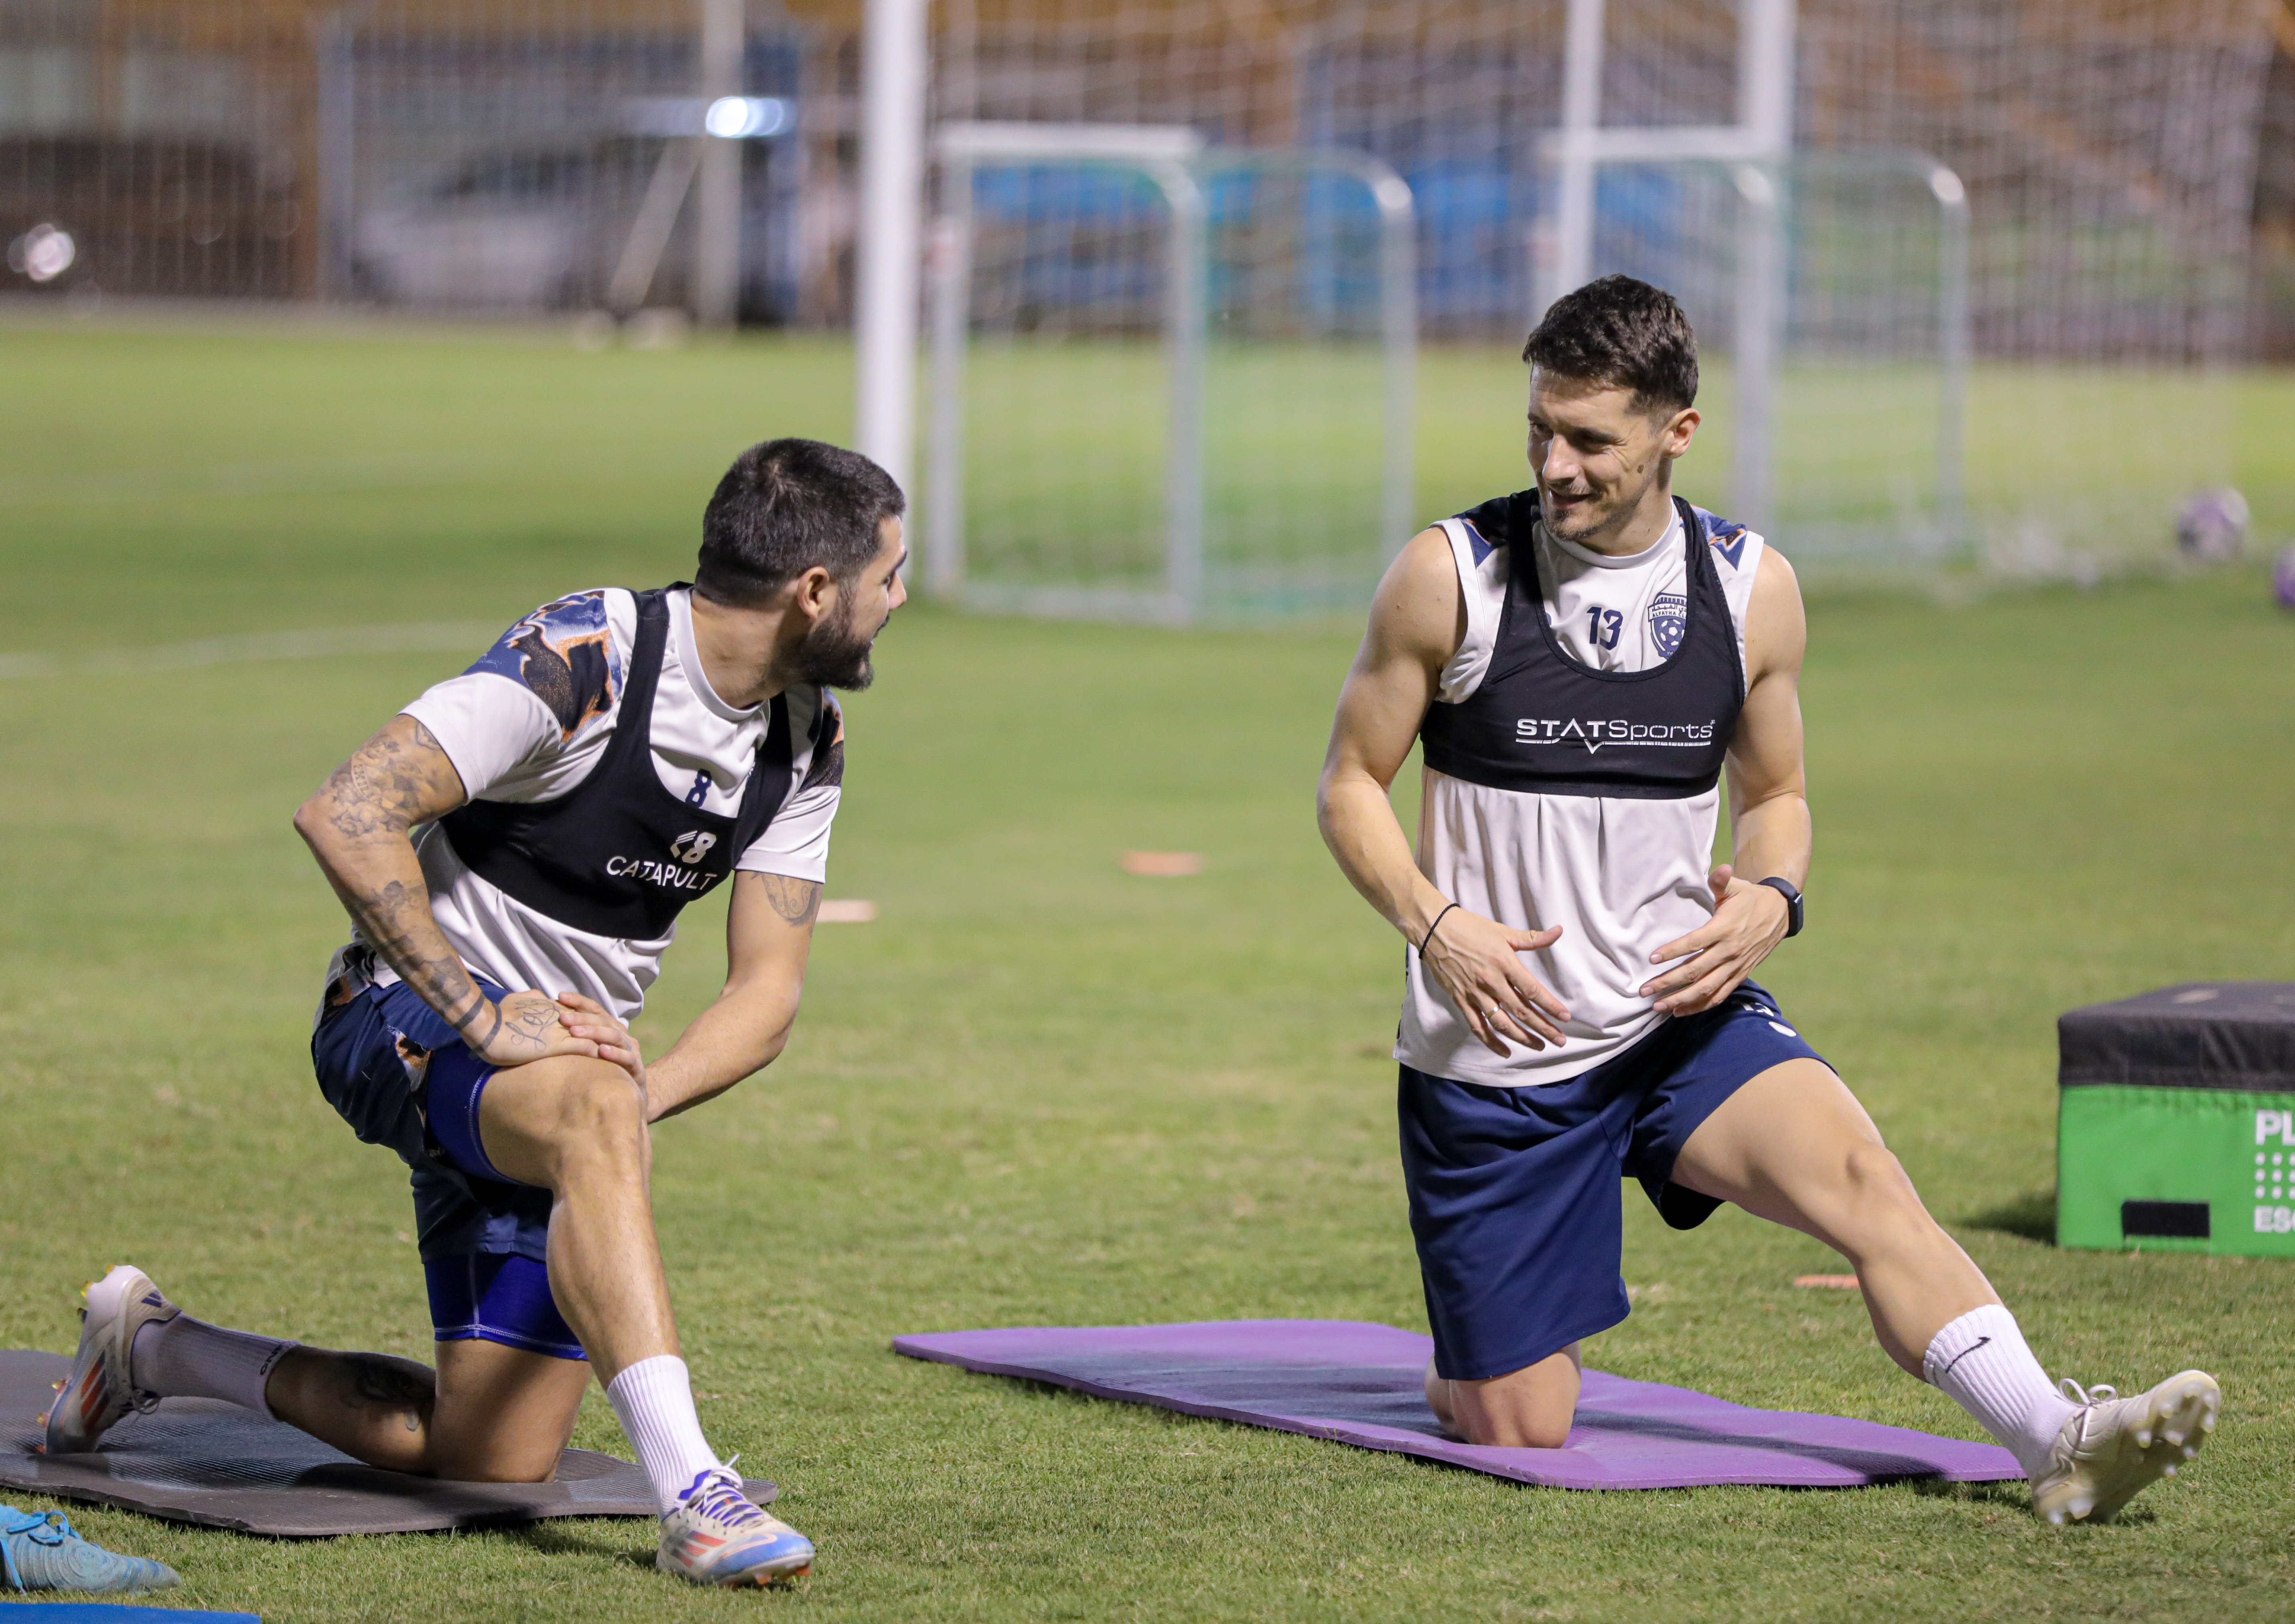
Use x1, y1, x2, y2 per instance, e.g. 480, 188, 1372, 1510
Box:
351, 586, 841, 1022
1395, 505, 1766, 1087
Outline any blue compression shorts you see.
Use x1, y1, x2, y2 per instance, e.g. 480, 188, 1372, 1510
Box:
424, 1252, 585, 1361
311, 972, 586, 1362
1399, 980, 1825, 1382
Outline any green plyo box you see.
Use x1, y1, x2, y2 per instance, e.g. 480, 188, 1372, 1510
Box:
2056, 983, 2295, 1255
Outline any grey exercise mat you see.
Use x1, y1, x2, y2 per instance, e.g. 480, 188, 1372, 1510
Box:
2, 1351, 774, 1537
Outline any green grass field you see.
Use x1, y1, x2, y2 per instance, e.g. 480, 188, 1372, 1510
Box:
4, 316, 2295, 1622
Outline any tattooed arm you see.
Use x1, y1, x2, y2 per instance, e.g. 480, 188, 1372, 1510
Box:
293, 714, 597, 1069
616, 869, 818, 1121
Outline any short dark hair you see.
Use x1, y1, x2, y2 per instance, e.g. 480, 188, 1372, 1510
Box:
694, 438, 905, 606
1522, 275, 1698, 414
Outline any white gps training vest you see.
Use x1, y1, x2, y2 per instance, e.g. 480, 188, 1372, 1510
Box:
1396, 496, 1767, 1088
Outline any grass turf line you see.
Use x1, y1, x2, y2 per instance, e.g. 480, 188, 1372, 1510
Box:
2, 325, 2294, 1620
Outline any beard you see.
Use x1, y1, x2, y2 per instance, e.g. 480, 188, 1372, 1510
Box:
794, 597, 879, 690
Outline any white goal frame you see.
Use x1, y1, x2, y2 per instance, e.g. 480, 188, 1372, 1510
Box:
922, 121, 1418, 621
852, 0, 1970, 601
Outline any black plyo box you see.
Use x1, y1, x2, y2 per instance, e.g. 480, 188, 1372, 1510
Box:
2057, 982, 2295, 1255
2059, 982, 2295, 1090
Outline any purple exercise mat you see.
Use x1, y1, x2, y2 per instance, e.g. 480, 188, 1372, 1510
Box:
893, 1320, 2023, 1491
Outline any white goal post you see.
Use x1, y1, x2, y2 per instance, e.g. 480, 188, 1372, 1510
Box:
850, 0, 1980, 609
853, 0, 929, 498
1541, 0, 1798, 538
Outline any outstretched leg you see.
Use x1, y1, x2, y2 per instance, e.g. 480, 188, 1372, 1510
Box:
1668, 1058, 1993, 1371
1672, 1058, 2219, 1523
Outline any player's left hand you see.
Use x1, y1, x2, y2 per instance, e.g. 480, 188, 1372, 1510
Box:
554, 991, 649, 1102
1640, 864, 1792, 1015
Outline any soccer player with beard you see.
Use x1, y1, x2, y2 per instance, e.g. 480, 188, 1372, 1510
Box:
1317, 277, 2220, 1525
44, 438, 905, 1586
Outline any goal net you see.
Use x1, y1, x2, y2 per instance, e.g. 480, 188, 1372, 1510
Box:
0, 0, 2277, 595
923, 124, 1414, 620
908, 0, 2275, 603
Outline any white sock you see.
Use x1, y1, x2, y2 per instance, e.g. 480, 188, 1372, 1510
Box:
130, 1315, 298, 1419
1923, 1303, 2078, 1479
606, 1355, 722, 1514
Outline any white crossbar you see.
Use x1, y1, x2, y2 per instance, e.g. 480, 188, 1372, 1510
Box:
935, 123, 1205, 164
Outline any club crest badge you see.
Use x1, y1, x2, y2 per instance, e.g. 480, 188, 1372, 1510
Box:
1648, 593, 1687, 658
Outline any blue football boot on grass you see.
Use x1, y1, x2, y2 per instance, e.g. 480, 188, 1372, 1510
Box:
656, 1464, 813, 1587
2, 1504, 180, 1593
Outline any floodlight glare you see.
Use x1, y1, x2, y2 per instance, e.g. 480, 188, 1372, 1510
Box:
7, 223, 75, 283
705, 96, 788, 139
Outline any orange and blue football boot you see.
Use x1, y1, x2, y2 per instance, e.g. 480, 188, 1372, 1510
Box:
656, 1464, 813, 1587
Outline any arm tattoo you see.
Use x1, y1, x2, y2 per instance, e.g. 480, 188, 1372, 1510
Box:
324, 720, 452, 842
308, 717, 493, 1043
354, 875, 490, 1044
761, 874, 823, 927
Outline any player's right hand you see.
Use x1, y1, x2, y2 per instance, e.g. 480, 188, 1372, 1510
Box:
553, 990, 648, 1105
467, 989, 600, 1068
1420, 908, 1571, 1056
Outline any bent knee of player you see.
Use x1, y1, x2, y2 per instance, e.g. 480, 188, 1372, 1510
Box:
1840, 1140, 1914, 1201
1830, 1141, 1935, 1241
536, 1062, 649, 1172
421, 1429, 562, 1484
1449, 1365, 1579, 1449
1460, 1399, 1574, 1449
1424, 1360, 1456, 1431
1520, 1413, 1573, 1449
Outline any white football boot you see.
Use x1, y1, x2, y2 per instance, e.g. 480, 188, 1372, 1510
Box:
656, 1463, 814, 1587
41, 1265, 180, 1456
2029, 1369, 2220, 1525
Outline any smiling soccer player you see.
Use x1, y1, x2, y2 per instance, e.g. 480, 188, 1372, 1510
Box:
45, 437, 907, 1586
1316, 276, 2219, 1524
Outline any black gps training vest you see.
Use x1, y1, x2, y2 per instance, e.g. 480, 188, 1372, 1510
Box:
1418, 492, 1745, 800
438, 586, 796, 940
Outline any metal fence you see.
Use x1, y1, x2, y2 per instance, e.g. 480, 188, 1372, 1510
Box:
0, 0, 821, 319
2, 0, 2286, 589
2, 0, 2281, 364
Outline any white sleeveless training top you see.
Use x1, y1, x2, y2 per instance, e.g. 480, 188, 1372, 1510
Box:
1394, 501, 1767, 1088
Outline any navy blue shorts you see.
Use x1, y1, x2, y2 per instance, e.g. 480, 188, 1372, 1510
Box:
311, 970, 586, 1362
1400, 980, 1825, 1382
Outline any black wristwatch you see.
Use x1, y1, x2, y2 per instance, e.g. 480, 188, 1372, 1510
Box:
1756, 876, 1804, 938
